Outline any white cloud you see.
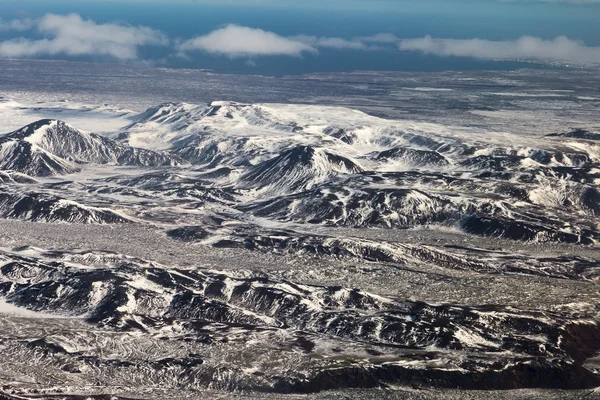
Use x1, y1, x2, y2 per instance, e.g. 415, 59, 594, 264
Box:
178, 25, 316, 57
356, 33, 400, 44
0, 13, 168, 60
0, 18, 36, 32
292, 35, 368, 50
398, 35, 600, 64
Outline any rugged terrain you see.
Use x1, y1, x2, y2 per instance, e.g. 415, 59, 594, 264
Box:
0, 66, 599, 399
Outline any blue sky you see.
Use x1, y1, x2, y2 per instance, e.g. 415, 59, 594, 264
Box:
1, 0, 599, 74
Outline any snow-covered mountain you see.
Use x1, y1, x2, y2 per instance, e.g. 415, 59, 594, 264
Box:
0, 103, 598, 242
0, 119, 183, 176
1, 98, 600, 397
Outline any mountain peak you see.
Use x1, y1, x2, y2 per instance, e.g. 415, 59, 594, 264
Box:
0, 120, 183, 177
6, 119, 64, 140
240, 145, 363, 194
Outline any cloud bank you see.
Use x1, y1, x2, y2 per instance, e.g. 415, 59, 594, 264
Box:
1, 14, 599, 67
0, 14, 168, 60
398, 35, 600, 64
177, 24, 401, 57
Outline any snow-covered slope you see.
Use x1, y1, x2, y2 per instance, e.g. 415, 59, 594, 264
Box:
122, 101, 474, 169
373, 146, 451, 169
122, 101, 600, 174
